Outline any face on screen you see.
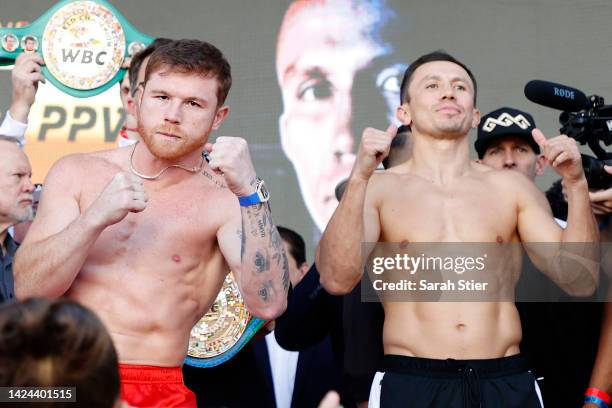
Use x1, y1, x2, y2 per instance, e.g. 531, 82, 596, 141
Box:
277, 0, 405, 231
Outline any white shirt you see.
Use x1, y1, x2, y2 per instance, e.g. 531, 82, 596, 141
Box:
266, 331, 299, 408
0, 111, 27, 146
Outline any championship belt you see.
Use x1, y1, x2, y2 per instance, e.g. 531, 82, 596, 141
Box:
184, 272, 265, 368
0, 0, 153, 97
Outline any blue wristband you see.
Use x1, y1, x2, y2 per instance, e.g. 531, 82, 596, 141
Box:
238, 192, 261, 206
237, 178, 270, 206
585, 395, 610, 408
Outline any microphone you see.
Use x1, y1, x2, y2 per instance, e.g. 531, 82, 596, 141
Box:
524, 80, 590, 112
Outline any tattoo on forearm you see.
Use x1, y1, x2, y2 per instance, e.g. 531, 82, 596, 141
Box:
246, 203, 266, 238
257, 218, 266, 238
242, 202, 290, 293
262, 210, 290, 291
258, 280, 273, 302
254, 250, 270, 273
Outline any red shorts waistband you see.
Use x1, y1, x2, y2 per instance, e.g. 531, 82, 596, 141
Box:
119, 364, 184, 384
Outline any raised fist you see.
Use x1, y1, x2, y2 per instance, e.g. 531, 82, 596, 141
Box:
205, 136, 258, 197
353, 124, 398, 180
10, 52, 45, 122
86, 172, 148, 228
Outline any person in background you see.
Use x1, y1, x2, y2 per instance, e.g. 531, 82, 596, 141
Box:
0, 298, 121, 408
0, 135, 34, 303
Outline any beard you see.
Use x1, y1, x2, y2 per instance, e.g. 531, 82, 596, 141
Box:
10, 205, 33, 223
138, 122, 206, 161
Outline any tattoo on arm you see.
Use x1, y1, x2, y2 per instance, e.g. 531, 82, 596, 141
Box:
254, 250, 270, 273
258, 280, 273, 302
246, 203, 265, 238
242, 202, 290, 292
257, 218, 266, 238
265, 210, 290, 291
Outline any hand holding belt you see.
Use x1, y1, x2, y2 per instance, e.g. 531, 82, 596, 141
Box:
0, 0, 153, 97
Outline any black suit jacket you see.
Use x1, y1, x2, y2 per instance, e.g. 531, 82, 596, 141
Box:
275, 264, 384, 404
184, 332, 338, 407
252, 335, 339, 408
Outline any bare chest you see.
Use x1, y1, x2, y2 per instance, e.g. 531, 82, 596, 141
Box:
80, 175, 229, 261
379, 181, 518, 243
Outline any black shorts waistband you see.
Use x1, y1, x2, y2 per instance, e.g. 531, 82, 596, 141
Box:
381, 354, 529, 379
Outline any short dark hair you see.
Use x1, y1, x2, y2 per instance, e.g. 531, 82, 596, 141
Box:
277, 226, 306, 266
399, 50, 477, 105
128, 38, 173, 96
145, 39, 232, 106
0, 298, 119, 408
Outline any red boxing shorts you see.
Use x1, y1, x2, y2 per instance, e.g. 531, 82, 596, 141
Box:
120, 364, 197, 408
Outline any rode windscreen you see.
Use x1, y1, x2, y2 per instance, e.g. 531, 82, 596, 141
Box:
524, 80, 589, 112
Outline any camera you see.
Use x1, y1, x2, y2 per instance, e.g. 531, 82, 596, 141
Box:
560, 95, 612, 189
525, 80, 612, 189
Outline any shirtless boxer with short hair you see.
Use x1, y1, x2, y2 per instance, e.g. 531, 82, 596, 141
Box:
317, 51, 599, 407
14, 39, 289, 407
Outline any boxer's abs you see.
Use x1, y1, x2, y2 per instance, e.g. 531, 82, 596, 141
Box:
67, 252, 227, 366
382, 302, 522, 360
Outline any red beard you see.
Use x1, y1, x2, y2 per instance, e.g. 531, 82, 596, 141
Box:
138, 123, 205, 161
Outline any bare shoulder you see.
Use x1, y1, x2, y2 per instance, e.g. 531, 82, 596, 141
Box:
478, 166, 547, 210
44, 153, 90, 189
48, 148, 125, 176
45, 148, 128, 196
481, 167, 540, 193
370, 164, 421, 188
87, 146, 131, 168
471, 160, 495, 174
367, 169, 415, 208
369, 170, 399, 195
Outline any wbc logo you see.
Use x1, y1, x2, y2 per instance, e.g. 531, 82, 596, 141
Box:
482, 113, 531, 133
42, 1, 125, 90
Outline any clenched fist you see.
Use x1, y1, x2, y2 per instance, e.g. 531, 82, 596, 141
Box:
205, 136, 258, 196
10, 53, 45, 123
86, 172, 148, 228
353, 124, 398, 181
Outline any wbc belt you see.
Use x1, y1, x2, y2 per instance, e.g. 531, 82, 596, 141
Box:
0, 0, 153, 97
184, 272, 265, 368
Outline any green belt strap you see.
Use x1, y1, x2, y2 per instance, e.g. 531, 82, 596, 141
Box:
0, 0, 153, 98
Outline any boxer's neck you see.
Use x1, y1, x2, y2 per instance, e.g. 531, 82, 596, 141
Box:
408, 132, 472, 184
129, 142, 204, 181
